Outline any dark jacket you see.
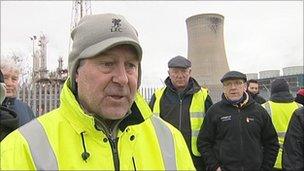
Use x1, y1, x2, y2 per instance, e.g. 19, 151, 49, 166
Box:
0, 106, 19, 141
2, 97, 35, 126
197, 93, 279, 171
282, 107, 304, 171
247, 91, 267, 104
149, 77, 213, 170
295, 94, 304, 106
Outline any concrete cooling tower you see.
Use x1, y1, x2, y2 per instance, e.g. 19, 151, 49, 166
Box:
186, 13, 230, 102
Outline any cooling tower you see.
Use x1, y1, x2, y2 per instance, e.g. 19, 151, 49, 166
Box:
259, 70, 280, 79
283, 66, 304, 76
246, 73, 259, 80
186, 13, 230, 102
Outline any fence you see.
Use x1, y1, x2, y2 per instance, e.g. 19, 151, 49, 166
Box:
18, 82, 158, 117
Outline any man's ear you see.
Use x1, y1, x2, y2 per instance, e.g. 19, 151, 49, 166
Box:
243, 82, 247, 91
75, 60, 85, 83
75, 67, 81, 83
75, 73, 78, 83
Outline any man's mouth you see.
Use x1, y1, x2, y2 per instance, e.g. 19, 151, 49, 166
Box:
230, 92, 237, 95
109, 95, 124, 100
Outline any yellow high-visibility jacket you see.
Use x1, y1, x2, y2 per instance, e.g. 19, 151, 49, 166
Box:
1, 80, 195, 170
263, 101, 302, 169
152, 87, 208, 156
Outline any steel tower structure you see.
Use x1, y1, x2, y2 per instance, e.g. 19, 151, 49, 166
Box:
70, 0, 92, 31
69, 0, 92, 52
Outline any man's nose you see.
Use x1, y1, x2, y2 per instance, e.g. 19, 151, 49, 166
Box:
176, 72, 184, 78
5, 78, 13, 86
112, 64, 128, 85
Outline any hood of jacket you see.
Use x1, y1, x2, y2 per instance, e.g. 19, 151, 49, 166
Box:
270, 91, 294, 103
59, 78, 152, 136
0, 106, 19, 129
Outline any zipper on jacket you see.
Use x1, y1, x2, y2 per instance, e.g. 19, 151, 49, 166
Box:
238, 108, 245, 171
94, 113, 130, 171
132, 157, 137, 171
109, 137, 119, 171
178, 98, 183, 130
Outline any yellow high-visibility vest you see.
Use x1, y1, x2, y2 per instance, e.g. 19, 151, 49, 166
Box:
262, 101, 302, 169
152, 87, 208, 156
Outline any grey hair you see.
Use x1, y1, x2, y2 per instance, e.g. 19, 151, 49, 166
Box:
0, 58, 21, 75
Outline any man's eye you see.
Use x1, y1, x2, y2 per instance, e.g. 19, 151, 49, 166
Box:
126, 63, 136, 68
102, 62, 113, 67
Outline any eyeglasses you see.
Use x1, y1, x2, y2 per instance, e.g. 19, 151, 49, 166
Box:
223, 80, 244, 87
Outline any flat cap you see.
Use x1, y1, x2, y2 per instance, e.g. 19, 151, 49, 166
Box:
168, 56, 191, 68
220, 71, 247, 83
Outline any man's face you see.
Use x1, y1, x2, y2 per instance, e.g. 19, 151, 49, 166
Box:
168, 67, 191, 91
247, 82, 259, 95
2, 68, 19, 97
223, 79, 246, 101
76, 45, 139, 120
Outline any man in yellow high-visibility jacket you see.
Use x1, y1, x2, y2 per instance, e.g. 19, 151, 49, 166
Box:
149, 56, 213, 170
1, 13, 195, 170
262, 78, 302, 170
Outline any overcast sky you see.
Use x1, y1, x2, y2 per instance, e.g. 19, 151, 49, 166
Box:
1, 1, 303, 86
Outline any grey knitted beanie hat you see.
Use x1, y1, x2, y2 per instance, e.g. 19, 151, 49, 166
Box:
68, 13, 142, 93
270, 78, 289, 94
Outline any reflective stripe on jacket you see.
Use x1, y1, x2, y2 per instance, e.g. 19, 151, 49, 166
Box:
153, 87, 208, 156
262, 101, 302, 169
1, 80, 195, 170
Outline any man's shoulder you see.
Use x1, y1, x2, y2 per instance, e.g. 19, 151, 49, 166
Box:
14, 99, 31, 108
150, 116, 186, 140
38, 108, 63, 122
205, 101, 224, 114
244, 101, 271, 121
1, 124, 29, 152
294, 107, 304, 117
255, 95, 266, 103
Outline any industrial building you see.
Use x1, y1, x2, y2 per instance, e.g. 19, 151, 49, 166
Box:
246, 66, 304, 100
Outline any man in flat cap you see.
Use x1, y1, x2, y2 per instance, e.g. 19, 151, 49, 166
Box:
149, 55, 213, 170
1, 14, 195, 170
197, 71, 279, 171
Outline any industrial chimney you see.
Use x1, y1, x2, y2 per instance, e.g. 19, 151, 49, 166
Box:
186, 13, 230, 101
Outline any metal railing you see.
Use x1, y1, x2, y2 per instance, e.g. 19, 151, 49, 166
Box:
18, 82, 158, 117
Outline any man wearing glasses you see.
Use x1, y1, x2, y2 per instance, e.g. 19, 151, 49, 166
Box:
197, 71, 279, 171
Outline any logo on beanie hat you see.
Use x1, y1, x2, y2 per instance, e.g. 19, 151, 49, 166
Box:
111, 18, 122, 32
